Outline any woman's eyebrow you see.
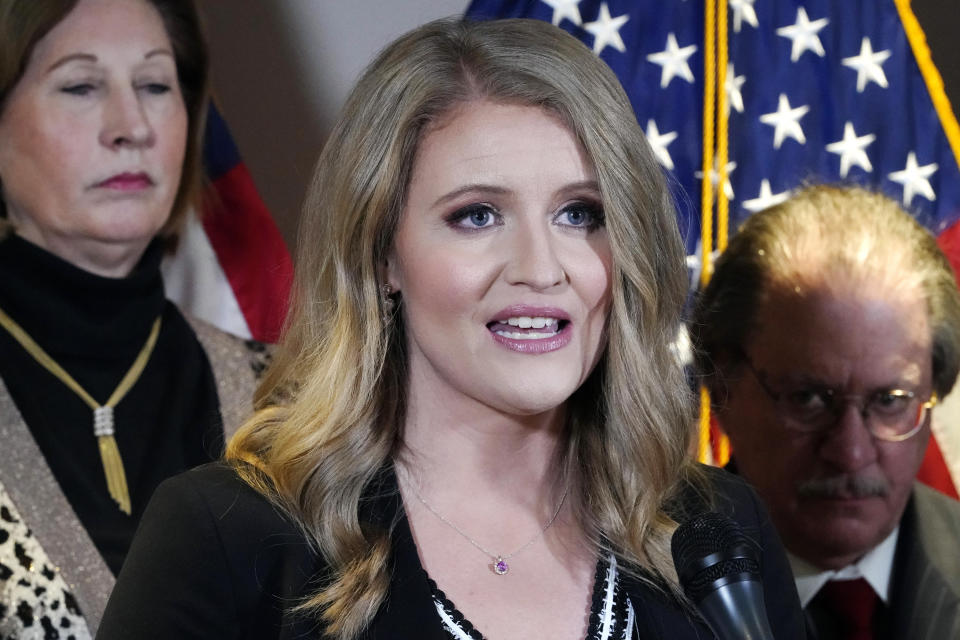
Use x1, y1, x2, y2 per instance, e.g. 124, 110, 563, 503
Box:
432, 184, 509, 208
144, 48, 175, 60
46, 48, 174, 74
46, 53, 98, 73
556, 180, 601, 197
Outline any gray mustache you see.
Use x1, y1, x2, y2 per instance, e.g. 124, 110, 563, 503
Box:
797, 474, 889, 499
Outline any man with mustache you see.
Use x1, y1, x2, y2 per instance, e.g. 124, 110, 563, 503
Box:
692, 184, 960, 640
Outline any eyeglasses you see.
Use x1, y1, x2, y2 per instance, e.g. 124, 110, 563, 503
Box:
740, 356, 937, 442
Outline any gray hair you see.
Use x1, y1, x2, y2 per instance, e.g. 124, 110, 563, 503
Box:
692, 183, 960, 399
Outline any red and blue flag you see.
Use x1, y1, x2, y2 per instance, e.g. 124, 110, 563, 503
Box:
163, 103, 293, 344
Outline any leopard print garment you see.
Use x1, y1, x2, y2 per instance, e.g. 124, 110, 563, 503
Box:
0, 482, 90, 640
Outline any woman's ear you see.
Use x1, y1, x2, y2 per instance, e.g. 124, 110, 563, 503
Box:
383, 253, 401, 294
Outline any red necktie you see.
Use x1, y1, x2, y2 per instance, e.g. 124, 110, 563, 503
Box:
811, 578, 880, 640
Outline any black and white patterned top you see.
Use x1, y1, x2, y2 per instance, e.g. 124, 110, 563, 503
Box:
429, 553, 636, 640
0, 482, 90, 640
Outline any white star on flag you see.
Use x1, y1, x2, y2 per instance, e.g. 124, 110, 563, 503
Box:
826, 122, 876, 177
743, 180, 791, 212
583, 3, 629, 55
647, 33, 697, 88
685, 242, 722, 290
645, 120, 678, 170
725, 63, 746, 114
695, 160, 737, 200
540, 0, 583, 27
842, 37, 891, 93
729, 0, 758, 33
888, 152, 938, 206
672, 324, 693, 368
759, 94, 810, 149
776, 7, 829, 62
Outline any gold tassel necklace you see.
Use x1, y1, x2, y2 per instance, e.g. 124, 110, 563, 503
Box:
0, 306, 161, 515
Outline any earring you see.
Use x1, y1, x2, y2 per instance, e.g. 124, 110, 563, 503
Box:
382, 283, 397, 322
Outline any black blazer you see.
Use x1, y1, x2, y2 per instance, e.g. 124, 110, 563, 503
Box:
97, 463, 806, 639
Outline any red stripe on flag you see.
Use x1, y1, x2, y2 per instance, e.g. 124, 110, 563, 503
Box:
918, 436, 960, 500
936, 217, 960, 279
929, 220, 960, 499
202, 164, 293, 343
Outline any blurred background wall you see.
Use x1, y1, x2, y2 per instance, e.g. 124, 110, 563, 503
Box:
197, 1, 960, 250
198, 1, 468, 248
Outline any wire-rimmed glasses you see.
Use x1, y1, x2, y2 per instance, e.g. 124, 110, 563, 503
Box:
740, 356, 937, 442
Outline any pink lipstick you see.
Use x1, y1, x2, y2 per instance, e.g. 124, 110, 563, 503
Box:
488, 305, 572, 354
96, 172, 153, 191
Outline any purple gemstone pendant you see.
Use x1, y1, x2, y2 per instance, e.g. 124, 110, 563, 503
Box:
493, 557, 509, 575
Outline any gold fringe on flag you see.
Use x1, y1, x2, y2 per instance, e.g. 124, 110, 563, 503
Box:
698, 0, 732, 466
894, 0, 960, 172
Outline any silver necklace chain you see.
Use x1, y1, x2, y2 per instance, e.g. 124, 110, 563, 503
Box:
411, 484, 568, 576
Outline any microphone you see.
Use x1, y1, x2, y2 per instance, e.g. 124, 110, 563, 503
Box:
671, 512, 776, 640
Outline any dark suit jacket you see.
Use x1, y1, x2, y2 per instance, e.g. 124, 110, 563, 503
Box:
97, 463, 805, 639
805, 483, 960, 640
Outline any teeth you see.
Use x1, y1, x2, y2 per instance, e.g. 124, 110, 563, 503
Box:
495, 330, 558, 340
505, 316, 558, 329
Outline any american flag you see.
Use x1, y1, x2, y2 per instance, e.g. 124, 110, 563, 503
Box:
465, 0, 960, 496
162, 103, 293, 344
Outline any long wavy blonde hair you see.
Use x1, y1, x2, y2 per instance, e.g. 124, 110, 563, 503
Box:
228, 17, 699, 639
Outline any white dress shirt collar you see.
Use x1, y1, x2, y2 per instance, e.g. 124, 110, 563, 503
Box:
788, 526, 899, 608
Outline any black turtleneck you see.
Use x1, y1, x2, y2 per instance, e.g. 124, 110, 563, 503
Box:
0, 233, 223, 575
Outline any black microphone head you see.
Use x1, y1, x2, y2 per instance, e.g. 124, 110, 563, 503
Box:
671, 512, 762, 602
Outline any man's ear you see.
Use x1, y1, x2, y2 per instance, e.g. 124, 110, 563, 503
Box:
704, 351, 737, 412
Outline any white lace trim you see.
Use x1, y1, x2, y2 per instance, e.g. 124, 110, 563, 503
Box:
432, 553, 635, 640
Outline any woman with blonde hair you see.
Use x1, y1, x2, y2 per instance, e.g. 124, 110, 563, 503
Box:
100, 17, 804, 639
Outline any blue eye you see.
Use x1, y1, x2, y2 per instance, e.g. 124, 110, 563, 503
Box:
555, 202, 604, 230
447, 204, 500, 230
